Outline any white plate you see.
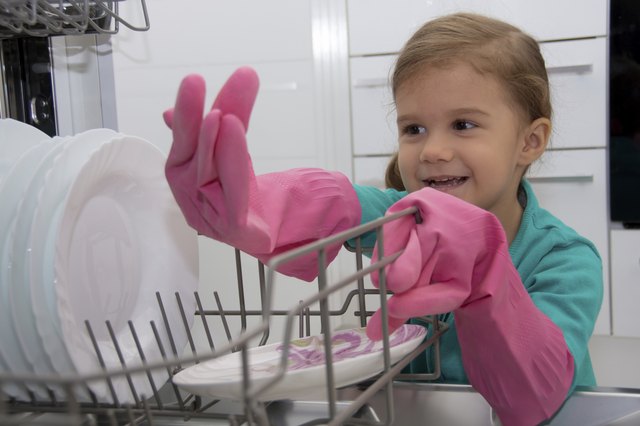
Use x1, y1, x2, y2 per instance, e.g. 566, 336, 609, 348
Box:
54, 135, 199, 403
28, 129, 121, 381
172, 324, 427, 401
7, 137, 68, 378
0, 119, 50, 185
8, 129, 116, 402
0, 139, 57, 400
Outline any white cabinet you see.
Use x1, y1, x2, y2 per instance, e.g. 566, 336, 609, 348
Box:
347, 0, 607, 56
542, 38, 607, 150
350, 55, 397, 156
611, 231, 640, 338
527, 149, 610, 335
353, 156, 392, 188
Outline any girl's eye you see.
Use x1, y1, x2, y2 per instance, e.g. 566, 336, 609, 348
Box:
453, 120, 476, 131
402, 124, 426, 135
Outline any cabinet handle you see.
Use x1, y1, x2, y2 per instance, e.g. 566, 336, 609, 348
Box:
264, 82, 298, 91
353, 78, 389, 88
546, 63, 593, 75
527, 174, 594, 183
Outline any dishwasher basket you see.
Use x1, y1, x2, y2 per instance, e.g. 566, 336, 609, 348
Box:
0, 207, 447, 426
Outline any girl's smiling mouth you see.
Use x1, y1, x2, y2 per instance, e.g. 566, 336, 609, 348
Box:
423, 176, 469, 189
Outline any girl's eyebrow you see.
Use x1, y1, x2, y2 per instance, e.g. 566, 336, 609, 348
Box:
450, 107, 490, 116
396, 107, 489, 123
396, 113, 420, 123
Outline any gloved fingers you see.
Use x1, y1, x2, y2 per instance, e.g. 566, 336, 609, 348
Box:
365, 308, 409, 341
196, 109, 222, 188
212, 67, 260, 131
370, 215, 416, 289
163, 108, 174, 129
215, 113, 255, 228
384, 227, 425, 293
166, 74, 207, 168
387, 281, 470, 317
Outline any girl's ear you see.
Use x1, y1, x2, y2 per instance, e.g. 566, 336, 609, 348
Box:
519, 117, 551, 166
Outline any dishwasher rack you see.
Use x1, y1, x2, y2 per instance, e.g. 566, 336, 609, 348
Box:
0, 0, 149, 38
0, 207, 448, 425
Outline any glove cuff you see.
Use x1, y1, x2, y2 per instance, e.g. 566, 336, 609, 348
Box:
253, 168, 361, 281
455, 275, 574, 426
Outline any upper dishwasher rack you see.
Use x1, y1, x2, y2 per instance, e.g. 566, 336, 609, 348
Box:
0, 0, 149, 38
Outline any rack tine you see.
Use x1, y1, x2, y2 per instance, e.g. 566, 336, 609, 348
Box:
316, 248, 337, 420
354, 237, 368, 327
298, 300, 304, 338
94, 0, 150, 32
128, 321, 162, 409
126, 404, 135, 425
194, 291, 215, 350
252, 401, 271, 426
235, 249, 248, 331
376, 225, 395, 425
150, 321, 185, 410
156, 292, 179, 359
240, 342, 252, 424
175, 292, 198, 360
305, 306, 311, 337
142, 396, 154, 426
106, 408, 118, 426
0, 382, 6, 416
106, 320, 141, 408
258, 262, 270, 346
64, 382, 81, 426
86, 385, 98, 407
213, 291, 233, 345
46, 388, 56, 405
85, 320, 119, 406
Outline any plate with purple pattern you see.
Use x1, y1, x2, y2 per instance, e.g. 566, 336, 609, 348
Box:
172, 324, 426, 401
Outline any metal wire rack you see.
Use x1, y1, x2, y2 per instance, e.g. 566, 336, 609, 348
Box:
0, 0, 149, 38
0, 207, 448, 425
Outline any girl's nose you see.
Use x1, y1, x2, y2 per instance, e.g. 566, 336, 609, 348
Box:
419, 135, 454, 163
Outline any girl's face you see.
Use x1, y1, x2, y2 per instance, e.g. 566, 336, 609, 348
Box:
395, 62, 544, 230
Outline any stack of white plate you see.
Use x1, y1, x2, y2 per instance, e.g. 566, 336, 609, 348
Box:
0, 119, 199, 403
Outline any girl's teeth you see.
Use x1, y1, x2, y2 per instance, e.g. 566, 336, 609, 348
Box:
428, 177, 466, 187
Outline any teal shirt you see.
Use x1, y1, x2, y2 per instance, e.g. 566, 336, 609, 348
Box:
352, 180, 603, 390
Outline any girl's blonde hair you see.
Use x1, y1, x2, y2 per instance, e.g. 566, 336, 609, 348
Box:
385, 12, 551, 191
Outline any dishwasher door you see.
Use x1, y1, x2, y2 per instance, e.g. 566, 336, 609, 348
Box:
332, 383, 640, 426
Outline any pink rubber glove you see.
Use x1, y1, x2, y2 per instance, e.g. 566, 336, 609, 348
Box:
366, 188, 574, 426
164, 68, 361, 281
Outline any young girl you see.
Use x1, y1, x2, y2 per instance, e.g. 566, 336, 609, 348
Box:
163, 13, 602, 426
